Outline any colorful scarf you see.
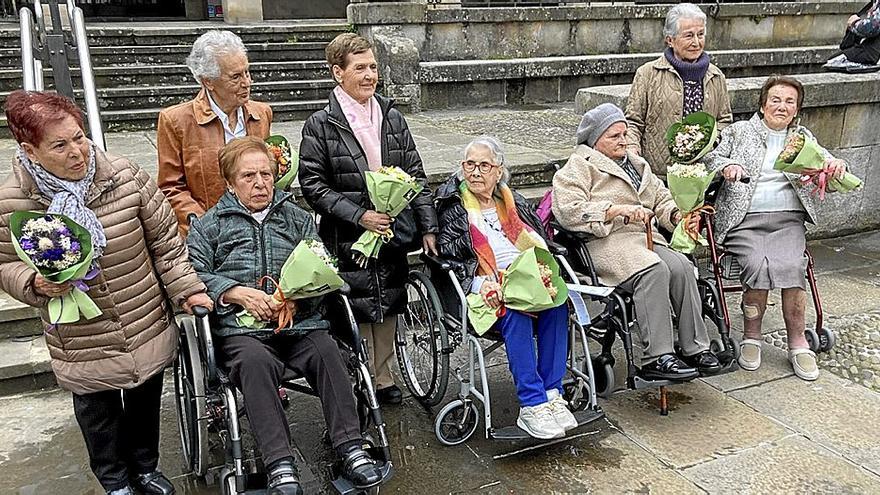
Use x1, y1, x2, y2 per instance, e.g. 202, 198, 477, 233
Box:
460, 181, 546, 279
334, 85, 383, 171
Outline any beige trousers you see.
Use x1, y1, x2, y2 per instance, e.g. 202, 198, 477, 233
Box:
359, 318, 398, 389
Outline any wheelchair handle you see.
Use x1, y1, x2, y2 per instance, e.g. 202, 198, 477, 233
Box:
421, 252, 452, 271
192, 305, 210, 318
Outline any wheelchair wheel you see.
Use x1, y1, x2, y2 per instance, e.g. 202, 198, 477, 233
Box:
173, 317, 210, 477
592, 358, 615, 398
397, 271, 449, 407
818, 327, 836, 353
804, 328, 821, 353
435, 399, 480, 446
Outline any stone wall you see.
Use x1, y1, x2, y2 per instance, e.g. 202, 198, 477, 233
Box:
575, 72, 880, 238
350, 1, 863, 110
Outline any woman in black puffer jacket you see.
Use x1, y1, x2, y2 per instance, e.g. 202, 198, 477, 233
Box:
298, 33, 438, 403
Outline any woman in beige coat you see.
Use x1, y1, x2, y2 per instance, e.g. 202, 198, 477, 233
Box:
552, 103, 721, 381
0, 90, 211, 495
625, 3, 733, 180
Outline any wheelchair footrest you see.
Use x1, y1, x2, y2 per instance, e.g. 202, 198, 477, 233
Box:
631, 375, 679, 389
489, 408, 605, 441
330, 461, 393, 495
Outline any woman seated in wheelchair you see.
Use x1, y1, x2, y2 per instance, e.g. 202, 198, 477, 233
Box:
703, 76, 848, 381
552, 103, 722, 381
434, 136, 578, 440
186, 137, 383, 494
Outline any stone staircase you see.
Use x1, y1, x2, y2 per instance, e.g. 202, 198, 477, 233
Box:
0, 20, 349, 132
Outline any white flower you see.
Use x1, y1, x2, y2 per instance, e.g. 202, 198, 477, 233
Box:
37, 237, 54, 251
668, 162, 709, 178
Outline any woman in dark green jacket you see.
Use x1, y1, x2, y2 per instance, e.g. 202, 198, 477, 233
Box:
186, 137, 382, 495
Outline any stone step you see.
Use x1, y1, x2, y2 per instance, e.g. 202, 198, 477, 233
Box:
0, 41, 328, 68
0, 60, 329, 92
0, 335, 55, 396
0, 291, 42, 340
419, 45, 840, 109
0, 19, 350, 47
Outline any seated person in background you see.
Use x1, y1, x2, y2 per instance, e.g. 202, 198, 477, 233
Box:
158, 30, 272, 234
186, 137, 382, 495
434, 136, 577, 440
824, 0, 880, 71
552, 103, 722, 380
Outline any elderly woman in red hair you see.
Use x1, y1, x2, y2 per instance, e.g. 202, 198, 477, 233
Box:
0, 90, 211, 495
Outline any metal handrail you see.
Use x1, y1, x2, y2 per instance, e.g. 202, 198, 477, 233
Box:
18, 0, 105, 150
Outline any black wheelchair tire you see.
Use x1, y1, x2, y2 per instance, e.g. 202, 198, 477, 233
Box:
434, 399, 480, 446
174, 317, 210, 478
396, 270, 450, 407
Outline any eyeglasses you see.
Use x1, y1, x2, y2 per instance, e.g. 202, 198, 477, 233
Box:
462, 160, 499, 174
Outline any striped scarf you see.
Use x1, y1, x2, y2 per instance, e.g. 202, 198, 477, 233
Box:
460, 181, 546, 279
18, 144, 107, 258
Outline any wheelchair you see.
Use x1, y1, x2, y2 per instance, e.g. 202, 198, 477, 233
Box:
394, 247, 605, 446
172, 288, 394, 495
701, 180, 836, 354
550, 217, 739, 415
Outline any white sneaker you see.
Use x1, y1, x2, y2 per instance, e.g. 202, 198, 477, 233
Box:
823, 53, 847, 67
517, 403, 565, 439
546, 389, 578, 431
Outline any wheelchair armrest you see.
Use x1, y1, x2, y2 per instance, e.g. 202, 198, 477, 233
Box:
421, 252, 452, 271
546, 240, 567, 257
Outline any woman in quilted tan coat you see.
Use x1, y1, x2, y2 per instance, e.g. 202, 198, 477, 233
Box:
0, 91, 211, 495
552, 103, 721, 381
625, 3, 733, 180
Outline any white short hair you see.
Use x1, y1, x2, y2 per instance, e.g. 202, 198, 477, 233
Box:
457, 136, 511, 184
664, 3, 707, 38
185, 30, 248, 82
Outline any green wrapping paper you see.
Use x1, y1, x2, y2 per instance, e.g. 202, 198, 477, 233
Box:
352, 167, 424, 264
774, 134, 862, 194
9, 211, 102, 325
466, 247, 569, 335
667, 168, 717, 254
665, 112, 719, 164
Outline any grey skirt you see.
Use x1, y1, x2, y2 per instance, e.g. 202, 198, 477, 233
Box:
724, 211, 807, 290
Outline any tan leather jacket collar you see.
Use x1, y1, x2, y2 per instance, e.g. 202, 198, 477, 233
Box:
193, 88, 263, 127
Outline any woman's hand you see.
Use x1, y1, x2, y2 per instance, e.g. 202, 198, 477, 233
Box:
359, 210, 392, 235
182, 292, 214, 314
824, 158, 847, 180
479, 280, 503, 309
224, 286, 278, 321
32, 275, 71, 298
422, 233, 438, 256
848, 14, 860, 27
722, 164, 747, 182
611, 204, 653, 225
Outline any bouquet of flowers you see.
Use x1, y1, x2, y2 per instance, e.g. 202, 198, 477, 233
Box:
9, 212, 101, 325
237, 239, 344, 332
466, 247, 569, 335
666, 163, 717, 254
266, 135, 299, 191
665, 112, 719, 164
351, 166, 423, 267
774, 131, 862, 200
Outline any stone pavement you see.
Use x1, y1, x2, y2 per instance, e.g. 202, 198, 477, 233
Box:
1, 108, 880, 493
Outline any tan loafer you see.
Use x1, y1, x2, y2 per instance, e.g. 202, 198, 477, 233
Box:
738, 338, 762, 371
789, 348, 819, 381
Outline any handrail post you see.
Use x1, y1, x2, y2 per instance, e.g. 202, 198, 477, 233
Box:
19, 8, 36, 90
72, 6, 105, 150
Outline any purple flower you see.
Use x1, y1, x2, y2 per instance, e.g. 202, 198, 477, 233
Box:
70, 240, 81, 252
58, 226, 71, 236
43, 248, 64, 261
20, 238, 35, 250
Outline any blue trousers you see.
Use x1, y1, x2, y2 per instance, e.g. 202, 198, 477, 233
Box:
496, 304, 569, 407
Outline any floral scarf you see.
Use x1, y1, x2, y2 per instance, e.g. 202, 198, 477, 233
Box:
460, 181, 546, 279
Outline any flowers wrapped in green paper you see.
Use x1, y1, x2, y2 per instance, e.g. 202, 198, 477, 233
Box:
9, 211, 102, 325
351, 166, 423, 267
774, 131, 862, 200
236, 239, 344, 331
665, 112, 718, 164
667, 162, 717, 254
465, 247, 569, 335
266, 135, 299, 191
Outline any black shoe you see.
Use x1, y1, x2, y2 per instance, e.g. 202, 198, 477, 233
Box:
640, 354, 699, 381
131, 471, 174, 495
267, 459, 303, 495
681, 351, 723, 376
341, 445, 383, 490
376, 385, 402, 405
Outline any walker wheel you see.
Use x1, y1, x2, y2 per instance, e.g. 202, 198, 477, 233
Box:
804, 328, 821, 353
818, 327, 836, 353
434, 400, 480, 446
709, 338, 723, 354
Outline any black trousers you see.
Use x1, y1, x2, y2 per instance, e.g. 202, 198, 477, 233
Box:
841, 3, 880, 65
72, 369, 165, 492
221, 330, 362, 467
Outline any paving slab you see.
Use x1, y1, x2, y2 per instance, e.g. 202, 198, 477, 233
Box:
730, 372, 880, 474
599, 379, 791, 469
682, 434, 880, 494
701, 344, 795, 393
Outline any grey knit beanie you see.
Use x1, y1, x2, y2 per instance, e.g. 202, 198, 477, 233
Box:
576, 103, 627, 147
